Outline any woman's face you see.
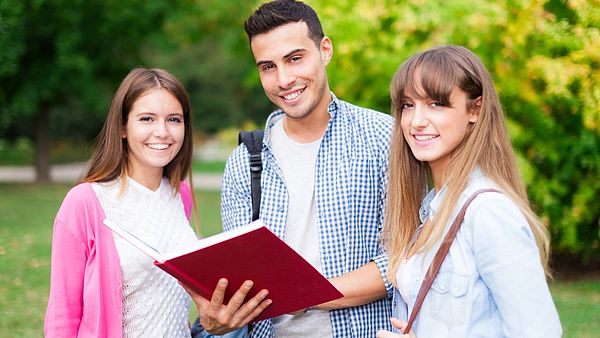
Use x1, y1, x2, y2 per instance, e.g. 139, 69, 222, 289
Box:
400, 85, 479, 186
123, 88, 185, 187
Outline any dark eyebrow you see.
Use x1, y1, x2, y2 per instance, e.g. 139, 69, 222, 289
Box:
283, 48, 306, 59
256, 60, 272, 68
255, 48, 307, 67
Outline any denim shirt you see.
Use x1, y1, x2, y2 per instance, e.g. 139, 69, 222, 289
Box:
392, 168, 562, 337
221, 94, 394, 337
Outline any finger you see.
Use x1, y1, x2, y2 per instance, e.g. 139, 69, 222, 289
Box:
376, 329, 402, 338
389, 319, 415, 337
209, 278, 228, 311
235, 289, 269, 324
225, 280, 254, 312
239, 295, 272, 326
390, 317, 405, 330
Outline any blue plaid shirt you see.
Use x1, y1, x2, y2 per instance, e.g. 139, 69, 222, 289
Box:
221, 94, 394, 337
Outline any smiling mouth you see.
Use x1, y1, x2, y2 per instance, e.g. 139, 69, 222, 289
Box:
414, 135, 438, 141
147, 143, 170, 150
281, 88, 305, 101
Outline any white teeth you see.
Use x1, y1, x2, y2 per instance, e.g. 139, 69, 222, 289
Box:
283, 89, 303, 100
415, 135, 437, 141
148, 144, 169, 150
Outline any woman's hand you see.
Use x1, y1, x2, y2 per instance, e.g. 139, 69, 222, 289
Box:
376, 318, 416, 338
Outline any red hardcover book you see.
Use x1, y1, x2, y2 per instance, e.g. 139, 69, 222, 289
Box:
103, 219, 343, 322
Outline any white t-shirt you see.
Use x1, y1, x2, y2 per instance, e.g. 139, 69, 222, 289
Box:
270, 119, 333, 338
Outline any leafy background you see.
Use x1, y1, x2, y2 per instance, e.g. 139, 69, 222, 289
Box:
0, 1, 598, 335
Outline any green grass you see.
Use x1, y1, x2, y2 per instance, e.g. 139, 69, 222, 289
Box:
0, 183, 598, 337
192, 159, 226, 173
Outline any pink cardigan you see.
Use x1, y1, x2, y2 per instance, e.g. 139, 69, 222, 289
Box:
44, 182, 193, 337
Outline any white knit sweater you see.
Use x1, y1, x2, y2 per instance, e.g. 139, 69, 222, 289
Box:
93, 177, 197, 337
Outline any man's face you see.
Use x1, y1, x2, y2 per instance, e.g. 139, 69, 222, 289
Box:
251, 22, 332, 120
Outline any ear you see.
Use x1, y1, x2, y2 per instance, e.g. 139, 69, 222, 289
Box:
320, 36, 333, 66
469, 96, 482, 123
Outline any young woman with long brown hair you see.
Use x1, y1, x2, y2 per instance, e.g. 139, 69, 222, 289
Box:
377, 45, 561, 337
45, 67, 199, 337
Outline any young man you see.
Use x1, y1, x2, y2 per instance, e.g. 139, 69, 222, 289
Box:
189, 1, 393, 337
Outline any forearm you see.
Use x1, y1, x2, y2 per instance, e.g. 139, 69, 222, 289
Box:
316, 261, 387, 310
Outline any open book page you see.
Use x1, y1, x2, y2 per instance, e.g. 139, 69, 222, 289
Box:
103, 219, 265, 263
102, 219, 164, 262
104, 218, 343, 321
161, 220, 264, 261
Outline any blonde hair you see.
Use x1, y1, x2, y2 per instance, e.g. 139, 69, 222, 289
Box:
384, 45, 551, 283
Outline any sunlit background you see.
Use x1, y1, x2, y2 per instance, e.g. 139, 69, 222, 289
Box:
0, 0, 598, 336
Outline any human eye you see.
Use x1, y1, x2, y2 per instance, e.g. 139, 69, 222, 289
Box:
289, 55, 302, 63
138, 115, 153, 122
429, 101, 448, 109
168, 115, 183, 123
400, 102, 414, 110
260, 63, 275, 72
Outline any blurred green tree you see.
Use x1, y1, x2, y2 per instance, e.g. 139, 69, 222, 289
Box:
147, 0, 273, 133
0, 0, 183, 181
0, 0, 597, 260
313, 0, 599, 259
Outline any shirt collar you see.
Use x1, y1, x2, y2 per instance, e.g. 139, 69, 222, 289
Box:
263, 91, 339, 146
420, 166, 487, 223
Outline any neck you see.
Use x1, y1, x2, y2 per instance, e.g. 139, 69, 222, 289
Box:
283, 92, 332, 143
128, 166, 163, 191
430, 159, 450, 192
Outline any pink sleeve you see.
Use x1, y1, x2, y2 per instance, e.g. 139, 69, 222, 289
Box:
44, 189, 89, 336
180, 181, 193, 221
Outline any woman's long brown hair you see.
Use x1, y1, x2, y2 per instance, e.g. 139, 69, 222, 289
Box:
81, 67, 199, 233
384, 46, 551, 284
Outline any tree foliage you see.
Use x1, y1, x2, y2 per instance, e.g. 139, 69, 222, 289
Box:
143, 0, 273, 133
0, 0, 597, 259
0, 0, 186, 179
311, 0, 599, 259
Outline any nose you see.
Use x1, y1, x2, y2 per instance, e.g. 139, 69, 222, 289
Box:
277, 66, 295, 89
410, 104, 429, 128
153, 120, 168, 138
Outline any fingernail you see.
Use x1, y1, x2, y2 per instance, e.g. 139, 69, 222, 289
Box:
245, 281, 254, 289
219, 279, 228, 286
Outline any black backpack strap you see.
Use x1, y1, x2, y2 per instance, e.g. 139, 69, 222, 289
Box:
238, 129, 264, 221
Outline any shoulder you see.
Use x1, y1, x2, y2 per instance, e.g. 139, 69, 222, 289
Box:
337, 99, 394, 131
59, 183, 99, 211
335, 100, 394, 158
54, 182, 104, 239
462, 186, 533, 243
225, 144, 251, 173
179, 180, 191, 198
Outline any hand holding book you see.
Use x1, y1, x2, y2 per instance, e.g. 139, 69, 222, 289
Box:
182, 278, 271, 335
103, 219, 342, 324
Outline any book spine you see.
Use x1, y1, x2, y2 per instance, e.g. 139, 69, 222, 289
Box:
156, 261, 213, 299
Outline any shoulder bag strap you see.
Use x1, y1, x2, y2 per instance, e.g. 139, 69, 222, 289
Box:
404, 188, 499, 334
238, 130, 264, 221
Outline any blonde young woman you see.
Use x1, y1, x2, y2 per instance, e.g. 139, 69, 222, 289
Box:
377, 46, 562, 337
45, 68, 198, 337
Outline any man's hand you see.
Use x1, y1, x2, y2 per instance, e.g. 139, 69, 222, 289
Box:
181, 278, 272, 335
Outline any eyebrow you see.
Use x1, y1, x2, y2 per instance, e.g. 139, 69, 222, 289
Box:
256, 48, 307, 67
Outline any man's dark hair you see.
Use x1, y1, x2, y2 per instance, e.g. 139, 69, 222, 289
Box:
244, 0, 324, 47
